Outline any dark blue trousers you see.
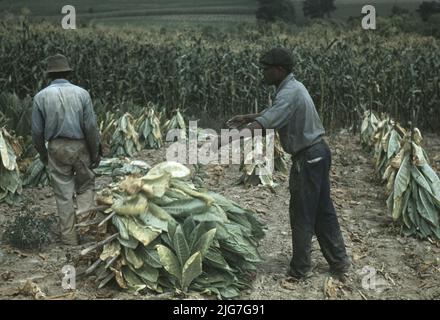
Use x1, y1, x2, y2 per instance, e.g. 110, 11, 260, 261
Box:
289, 140, 349, 277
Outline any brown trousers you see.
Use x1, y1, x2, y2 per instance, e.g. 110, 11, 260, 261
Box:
47, 138, 95, 245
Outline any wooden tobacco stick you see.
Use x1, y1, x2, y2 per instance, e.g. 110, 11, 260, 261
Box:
95, 269, 111, 283
98, 211, 116, 228
76, 205, 110, 217
75, 218, 102, 228
105, 255, 119, 269
80, 233, 118, 256
47, 292, 76, 300
98, 273, 115, 289
83, 258, 103, 275
358, 290, 368, 300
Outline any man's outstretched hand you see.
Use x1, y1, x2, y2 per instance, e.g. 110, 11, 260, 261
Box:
226, 115, 250, 128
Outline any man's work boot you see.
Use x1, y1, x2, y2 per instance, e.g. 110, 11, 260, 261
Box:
330, 263, 351, 283
286, 267, 313, 281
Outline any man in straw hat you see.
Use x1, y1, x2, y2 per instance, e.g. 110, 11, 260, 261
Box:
31, 54, 101, 246
224, 47, 351, 282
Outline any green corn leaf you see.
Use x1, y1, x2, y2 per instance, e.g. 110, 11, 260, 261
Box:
176, 110, 187, 131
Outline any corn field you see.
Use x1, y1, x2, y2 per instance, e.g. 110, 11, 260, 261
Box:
0, 20, 439, 132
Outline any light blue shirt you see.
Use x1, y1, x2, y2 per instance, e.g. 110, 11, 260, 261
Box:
256, 73, 325, 155
32, 79, 100, 159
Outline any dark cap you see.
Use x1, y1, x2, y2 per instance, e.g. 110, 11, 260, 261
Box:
45, 54, 73, 73
259, 47, 293, 71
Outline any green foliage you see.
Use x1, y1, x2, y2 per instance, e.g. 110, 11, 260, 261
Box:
0, 92, 33, 139
0, 19, 439, 132
22, 156, 50, 188
417, 1, 440, 21
92, 161, 265, 298
256, 0, 296, 23
362, 113, 440, 241
0, 128, 23, 205
391, 5, 410, 16
4, 210, 55, 249
137, 105, 163, 149
110, 113, 141, 157
303, 0, 336, 19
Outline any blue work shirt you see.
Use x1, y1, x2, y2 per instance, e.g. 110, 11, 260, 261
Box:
255, 73, 325, 155
31, 79, 100, 159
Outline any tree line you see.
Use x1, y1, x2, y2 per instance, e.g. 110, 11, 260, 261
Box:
256, 0, 440, 24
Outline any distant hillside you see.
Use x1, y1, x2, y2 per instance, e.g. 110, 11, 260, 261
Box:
0, 0, 255, 16
0, 0, 425, 27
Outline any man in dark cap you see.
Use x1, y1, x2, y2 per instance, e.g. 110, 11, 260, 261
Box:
227, 47, 350, 281
32, 54, 101, 246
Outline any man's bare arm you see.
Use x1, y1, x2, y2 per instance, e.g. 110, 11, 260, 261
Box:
213, 121, 263, 151
226, 113, 262, 128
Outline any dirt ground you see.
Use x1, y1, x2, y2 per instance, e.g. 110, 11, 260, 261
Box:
1, 131, 440, 300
